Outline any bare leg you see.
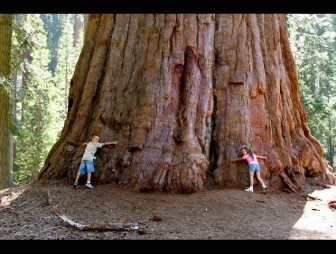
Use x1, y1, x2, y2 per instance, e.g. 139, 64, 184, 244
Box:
87, 172, 91, 183
255, 172, 266, 188
249, 171, 254, 188
75, 172, 81, 182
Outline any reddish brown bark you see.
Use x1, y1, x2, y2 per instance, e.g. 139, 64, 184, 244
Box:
38, 14, 335, 193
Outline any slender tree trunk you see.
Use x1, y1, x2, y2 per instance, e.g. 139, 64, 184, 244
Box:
38, 14, 335, 193
0, 14, 13, 189
11, 71, 18, 181
328, 116, 334, 168
73, 14, 83, 48
326, 84, 334, 168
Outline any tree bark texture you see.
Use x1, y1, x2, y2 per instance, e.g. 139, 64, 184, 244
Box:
0, 14, 13, 190
38, 14, 335, 193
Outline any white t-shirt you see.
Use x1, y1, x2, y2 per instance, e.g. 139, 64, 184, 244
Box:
82, 141, 104, 161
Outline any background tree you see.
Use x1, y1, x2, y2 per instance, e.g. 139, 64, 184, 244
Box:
0, 14, 14, 189
73, 14, 83, 48
40, 14, 64, 74
287, 14, 336, 168
12, 14, 84, 185
52, 15, 83, 135
38, 14, 335, 193
13, 14, 53, 183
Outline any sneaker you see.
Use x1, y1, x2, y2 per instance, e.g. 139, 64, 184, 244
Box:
245, 187, 253, 192
85, 182, 94, 189
74, 181, 78, 188
262, 187, 268, 193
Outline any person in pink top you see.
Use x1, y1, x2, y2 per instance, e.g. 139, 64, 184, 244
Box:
230, 146, 268, 193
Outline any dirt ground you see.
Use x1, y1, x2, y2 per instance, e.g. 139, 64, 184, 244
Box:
0, 177, 335, 240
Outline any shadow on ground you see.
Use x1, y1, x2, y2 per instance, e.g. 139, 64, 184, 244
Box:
0, 177, 335, 239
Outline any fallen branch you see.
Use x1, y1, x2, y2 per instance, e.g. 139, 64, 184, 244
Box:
47, 190, 53, 205
0, 206, 15, 211
51, 207, 139, 231
307, 194, 322, 201
47, 189, 139, 232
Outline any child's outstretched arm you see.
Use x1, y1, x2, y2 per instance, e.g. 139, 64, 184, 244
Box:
103, 141, 118, 146
256, 155, 267, 160
230, 157, 245, 162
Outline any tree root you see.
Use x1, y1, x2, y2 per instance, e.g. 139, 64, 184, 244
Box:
328, 201, 336, 210
279, 171, 299, 193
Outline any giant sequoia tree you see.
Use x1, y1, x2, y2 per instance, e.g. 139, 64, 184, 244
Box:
38, 14, 335, 193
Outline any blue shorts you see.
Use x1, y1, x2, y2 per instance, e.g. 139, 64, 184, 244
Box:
78, 160, 94, 174
248, 163, 260, 173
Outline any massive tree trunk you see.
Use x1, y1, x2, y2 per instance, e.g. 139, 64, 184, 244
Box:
38, 14, 335, 193
0, 14, 13, 189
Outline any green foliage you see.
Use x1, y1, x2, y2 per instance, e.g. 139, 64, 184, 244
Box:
13, 14, 53, 185
287, 14, 336, 169
51, 15, 83, 136
0, 76, 12, 92
12, 14, 84, 186
40, 14, 65, 74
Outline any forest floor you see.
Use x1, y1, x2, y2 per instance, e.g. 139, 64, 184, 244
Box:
0, 176, 335, 240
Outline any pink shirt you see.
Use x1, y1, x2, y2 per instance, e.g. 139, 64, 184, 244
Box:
243, 154, 258, 165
